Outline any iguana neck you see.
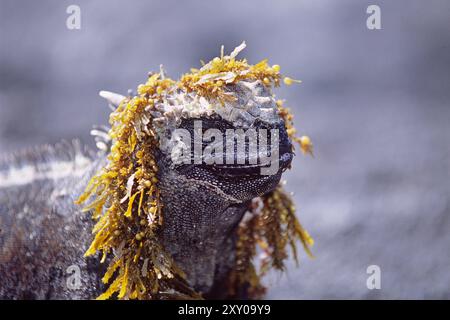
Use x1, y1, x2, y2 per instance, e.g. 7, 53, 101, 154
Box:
157, 166, 248, 296
79, 153, 248, 297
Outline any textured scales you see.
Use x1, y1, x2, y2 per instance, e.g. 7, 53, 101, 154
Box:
0, 142, 106, 299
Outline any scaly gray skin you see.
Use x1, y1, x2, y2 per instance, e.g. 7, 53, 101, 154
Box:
0, 86, 293, 300
0, 142, 105, 299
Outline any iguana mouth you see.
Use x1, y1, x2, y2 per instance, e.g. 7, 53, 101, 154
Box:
178, 146, 293, 177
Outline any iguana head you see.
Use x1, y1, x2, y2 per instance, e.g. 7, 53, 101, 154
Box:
78, 42, 313, 299
152, 79, 296, 294
157, 79, 294, 199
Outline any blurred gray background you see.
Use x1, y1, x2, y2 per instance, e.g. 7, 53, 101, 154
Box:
1, 0, 449, 299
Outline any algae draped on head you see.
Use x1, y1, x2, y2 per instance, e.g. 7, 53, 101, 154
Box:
76, 42, 314, 300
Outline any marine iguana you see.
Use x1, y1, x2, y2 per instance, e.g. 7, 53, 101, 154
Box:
0, 43, 313, 299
